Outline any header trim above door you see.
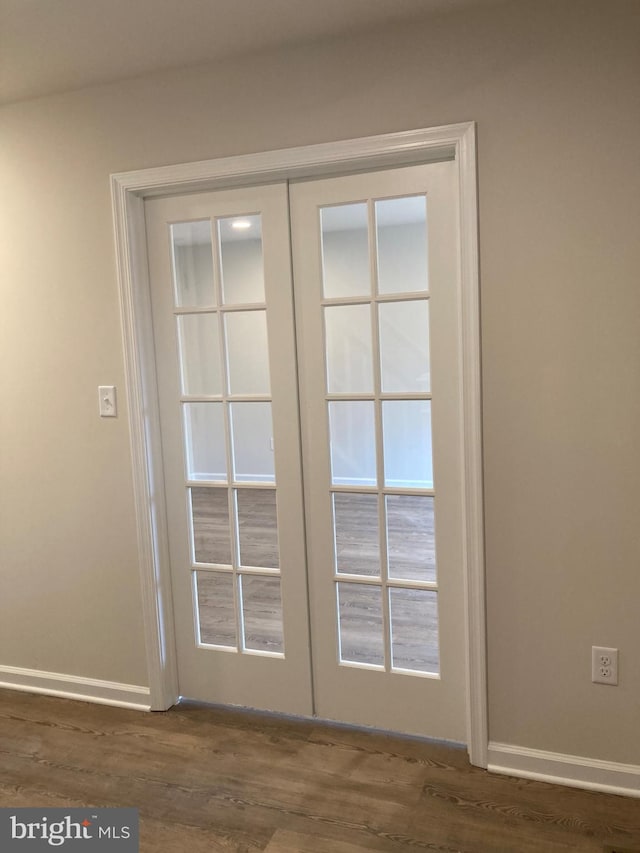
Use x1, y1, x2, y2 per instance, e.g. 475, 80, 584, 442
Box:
110, 121, 487, 767
112, 123, 468, 198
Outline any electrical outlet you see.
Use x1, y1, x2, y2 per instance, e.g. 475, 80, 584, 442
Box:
592, 646, 618, 685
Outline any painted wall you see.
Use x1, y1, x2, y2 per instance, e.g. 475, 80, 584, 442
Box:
1, 0, 639, 764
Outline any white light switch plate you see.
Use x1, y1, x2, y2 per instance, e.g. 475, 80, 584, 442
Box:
98, 385, 117, 417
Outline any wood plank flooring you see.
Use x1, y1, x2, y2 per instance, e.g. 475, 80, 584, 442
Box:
1, 689, 639, 852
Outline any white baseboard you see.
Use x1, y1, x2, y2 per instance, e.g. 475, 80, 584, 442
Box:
0, 664, 151, 711
488, 741, 640, 799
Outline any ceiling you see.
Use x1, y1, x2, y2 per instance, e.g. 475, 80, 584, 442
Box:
0, 0, 499, 106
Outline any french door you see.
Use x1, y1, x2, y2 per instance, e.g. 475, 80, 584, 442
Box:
145, 161, 466, 741
146, 184, 312, 714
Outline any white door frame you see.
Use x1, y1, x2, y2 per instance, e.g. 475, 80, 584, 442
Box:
110, 121, 488, 767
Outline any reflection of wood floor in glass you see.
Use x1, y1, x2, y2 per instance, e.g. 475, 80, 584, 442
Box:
192, 490, 439, 672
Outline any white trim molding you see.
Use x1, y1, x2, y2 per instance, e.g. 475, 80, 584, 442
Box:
111, 124, 473, 198
110, 122, 487, 764
489, 742, 640, 799
0, 665, 151, 712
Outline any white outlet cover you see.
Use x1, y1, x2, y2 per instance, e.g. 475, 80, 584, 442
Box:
592, 645, 618, 686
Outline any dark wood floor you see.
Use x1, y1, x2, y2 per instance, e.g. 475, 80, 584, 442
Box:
1, 689, 639, 852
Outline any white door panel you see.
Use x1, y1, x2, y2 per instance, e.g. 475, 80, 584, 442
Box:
145, 184, 312, 714
290, 162, 466, 740
145, 162, 466, 741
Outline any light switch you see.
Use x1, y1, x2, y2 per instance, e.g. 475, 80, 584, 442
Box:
98, 385, 117, 417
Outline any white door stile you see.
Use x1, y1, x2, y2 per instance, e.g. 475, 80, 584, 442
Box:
110, 123, 487, 767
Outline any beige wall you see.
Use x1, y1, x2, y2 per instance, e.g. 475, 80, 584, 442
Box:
1, 0, 639, 763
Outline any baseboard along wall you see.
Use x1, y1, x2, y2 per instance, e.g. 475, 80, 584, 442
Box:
488, 742, 640, 799
0, 664, 151, 711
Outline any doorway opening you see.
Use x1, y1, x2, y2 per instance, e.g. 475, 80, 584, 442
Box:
110, 123, 487, 766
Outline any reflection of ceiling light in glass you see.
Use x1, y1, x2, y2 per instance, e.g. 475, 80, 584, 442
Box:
231, 219, 251, 230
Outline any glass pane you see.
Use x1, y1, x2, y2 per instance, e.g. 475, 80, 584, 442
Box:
177, 313, 222, 396
337, 582, 383, 666
328, 401, 376, 487
225, 310, 270, 395
320, 203, 370, 298
389, 588, 439, 674
183, 402, 226, 482
237, 489, 279, 569
382, 400, 433, 489
171, 220, 215, 307
190, 488, 232, 565
240, 575, 284, 654
375, 196, 428, 295
386, 495, 436, 583
324, 304, 373, 394
218, 214, 265, 304
196, 571, 236, 647
230, 402, 275, 483
379, 300, 430, 393
333, 493, 379, 577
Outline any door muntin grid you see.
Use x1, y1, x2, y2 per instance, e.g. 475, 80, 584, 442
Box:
320, 194, 440, 677
170, 214, 284, 658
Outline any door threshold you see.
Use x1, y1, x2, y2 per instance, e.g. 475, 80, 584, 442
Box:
174, 696, 467, 751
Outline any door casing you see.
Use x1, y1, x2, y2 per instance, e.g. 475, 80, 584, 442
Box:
110, 122, 487, 767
